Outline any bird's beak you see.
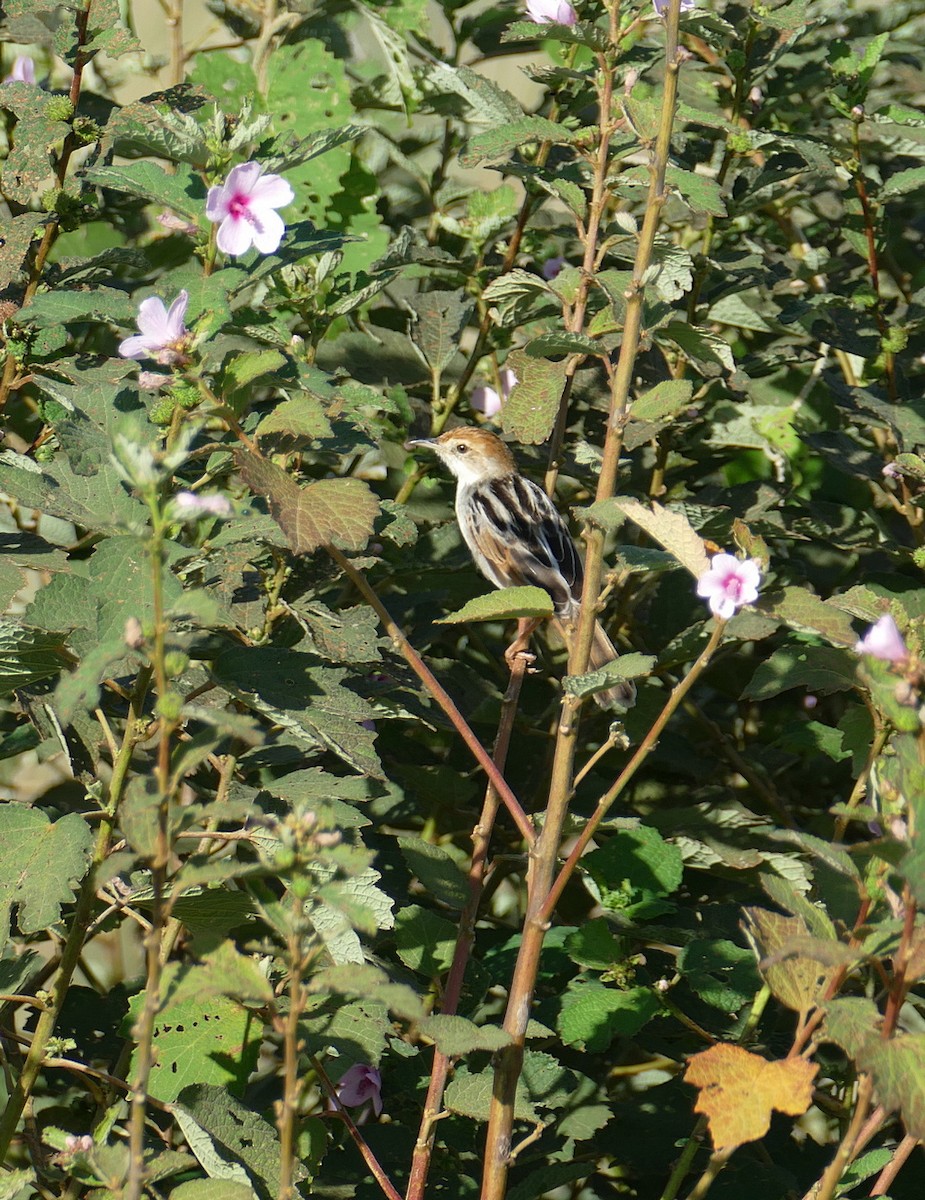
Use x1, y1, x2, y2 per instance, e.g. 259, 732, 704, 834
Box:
404, 437, 437, 452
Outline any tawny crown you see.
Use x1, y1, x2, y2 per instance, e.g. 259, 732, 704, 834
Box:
407, 426, 516, 484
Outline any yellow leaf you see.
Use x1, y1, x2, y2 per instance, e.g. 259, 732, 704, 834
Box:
685, 1044, 818, 1151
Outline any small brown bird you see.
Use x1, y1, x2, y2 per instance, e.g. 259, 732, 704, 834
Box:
406, 427, 635, 708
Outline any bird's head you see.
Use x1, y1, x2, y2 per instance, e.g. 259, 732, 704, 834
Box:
405, 427, 516, 487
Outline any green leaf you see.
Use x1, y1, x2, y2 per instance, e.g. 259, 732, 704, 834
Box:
856, 1033, 925, 1140
0, 805, 92, 935
881, 167, 925, 199
418, 1015, 511, 1056
632, 379, 694, 423
0, 621, 72, 693
82, 161, 207, 222
0, 84, 70, 203
461, 117, 578, 168
500, 350, 568, 445
0, 213, 44, 290
657, 322, 735, 372
175, 1084, 302, 1196
563, 653, 656, 698
820, 998, 881, 1057
437, 586, 553, 625
255, 395, 333, 447
557, 982, 659, 1052
678, 939, 762, 1012
407, 289, 472, 374
394, 904, 456, 975
667, 166, 727, 216
565, 918, 623, 971
759, 586, 857, 647
584, 825, 683, 919
220, 350, 288, 394
742, 645, 858, 700
398, 836, 469, 910
743, 907, 835, 1015
18, 286, 138, 327
235, 452, 379, 554
524, 331, 603, 359
301, 994, 389, 1063
125, 994, 260, 1103
169, 1181, 255, 1200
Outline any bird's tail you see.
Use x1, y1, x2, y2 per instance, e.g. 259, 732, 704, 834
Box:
552, 610, 636, 710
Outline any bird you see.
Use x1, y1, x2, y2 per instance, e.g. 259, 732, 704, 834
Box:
405, 426, 635, 709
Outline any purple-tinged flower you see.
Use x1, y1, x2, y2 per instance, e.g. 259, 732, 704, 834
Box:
855, 614, 908, 664
336, 1064, 382, 1117
542, 256, 566, 280
171, 491, 233, 520
3, 56, 35, 85
63, 1134, 93, 1155
882, 462, 901, 480
471, 367, 517, 418
652, 0, 696, 15
526, 0, 577, 25
206, 162, 294, 256
696, 553, 761, 619
119, 291, 190, 365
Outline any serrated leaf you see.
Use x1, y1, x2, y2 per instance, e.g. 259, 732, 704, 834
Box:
759, 586, 857, 647
632, 379, 694, 423
658, 322, 735, 372
855, 1034, 925, 1140
500, 350, 568, 444
614, 499, 711, 579
19, 286, 138, 327
82, 161, 207, 222
0, 212, 44, 290
461, 116, 578, 168
742, 907, 836, 1014
0, 805, 92, 934
524, 331, 603, 358
558, 983, 659, 1052
394, 904, 456, 975
407, 289, 472, 374
255, 394, 333, 447
0, 621, 72, 693
418, 1015, 511, 1056
742, 645, 857, 700
584, 826, 683, 919
563, 653, 655, 698
398, 836, 469, 910
437, 586, 553, 624
236, 452, 379, 554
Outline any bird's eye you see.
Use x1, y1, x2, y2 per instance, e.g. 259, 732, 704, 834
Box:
455, 443, 468, 454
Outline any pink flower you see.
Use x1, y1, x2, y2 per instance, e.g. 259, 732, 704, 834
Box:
542, 256, 566, 280
526, 0, 577, 25
3, 57, 35, 85
471, 367, 517, 418
137, 371, 171, 391
652, 0, 696, 15
696, 553, 761, 619
336, 1064, 382, 1117
119, 291, 190, 365
206, 162, 294, 256
171, 491, 233, 520
855, 615, 908, 664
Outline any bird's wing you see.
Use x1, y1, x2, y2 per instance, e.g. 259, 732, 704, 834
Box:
466, 475, 582, 616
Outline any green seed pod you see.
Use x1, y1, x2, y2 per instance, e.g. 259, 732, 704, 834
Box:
163, 650, 190, 678
149, 397, 176, 426
156, 691, 184, 723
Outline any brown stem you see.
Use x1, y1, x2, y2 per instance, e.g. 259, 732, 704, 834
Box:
405, 655, 528, 1200
312, 1057, 403, 1200
328, 546, 534, 845
278, 916, 306, 1199
850, 115, 896, 402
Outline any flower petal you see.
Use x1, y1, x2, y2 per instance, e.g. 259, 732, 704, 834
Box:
205, 183, 229, 221
118, 334, 150, 359
249, 207, 286, 254
249, 173, 295, 209
224, 161, 264, 197
135, 296, 173, 343
164, 290, 190, 339
216, 214, 255, 256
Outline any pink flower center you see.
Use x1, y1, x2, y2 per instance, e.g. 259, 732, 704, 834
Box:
721, 572, 743, 601
228, 191, 252, 220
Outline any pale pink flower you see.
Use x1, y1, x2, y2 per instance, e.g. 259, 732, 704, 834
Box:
206, 162, 294, 256
336, 1064, 382, 1117
652, 0, 696, 15
137, 371, 171, 391
542, 256, 566, 280
3, 57, 35, 85
696, 553, 761, 619
471, 367, 517, 418
171, 491, 233, 520
119, 291, 190, 365
157, 211, 199, 235
855, 615, 908, 664
526, 0, 577, 25
63, 1134, 93, 1154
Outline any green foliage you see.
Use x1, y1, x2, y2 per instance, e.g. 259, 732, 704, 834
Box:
1, 1, 925, 1198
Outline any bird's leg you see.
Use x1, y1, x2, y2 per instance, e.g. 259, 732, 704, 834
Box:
505, 617, 541, 671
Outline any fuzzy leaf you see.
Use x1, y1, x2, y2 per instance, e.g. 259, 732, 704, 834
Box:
437, 586, 553, 624
0, 806, 92, 935
501, 350, 568, 444
614, 499, 711, 579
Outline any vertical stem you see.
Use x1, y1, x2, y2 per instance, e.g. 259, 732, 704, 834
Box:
125, 514, 177, 1200
0, 667, 150, 1161
406, 656, 528, 1200
278, 916, 306, 1200
478, 9, 685, 1196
